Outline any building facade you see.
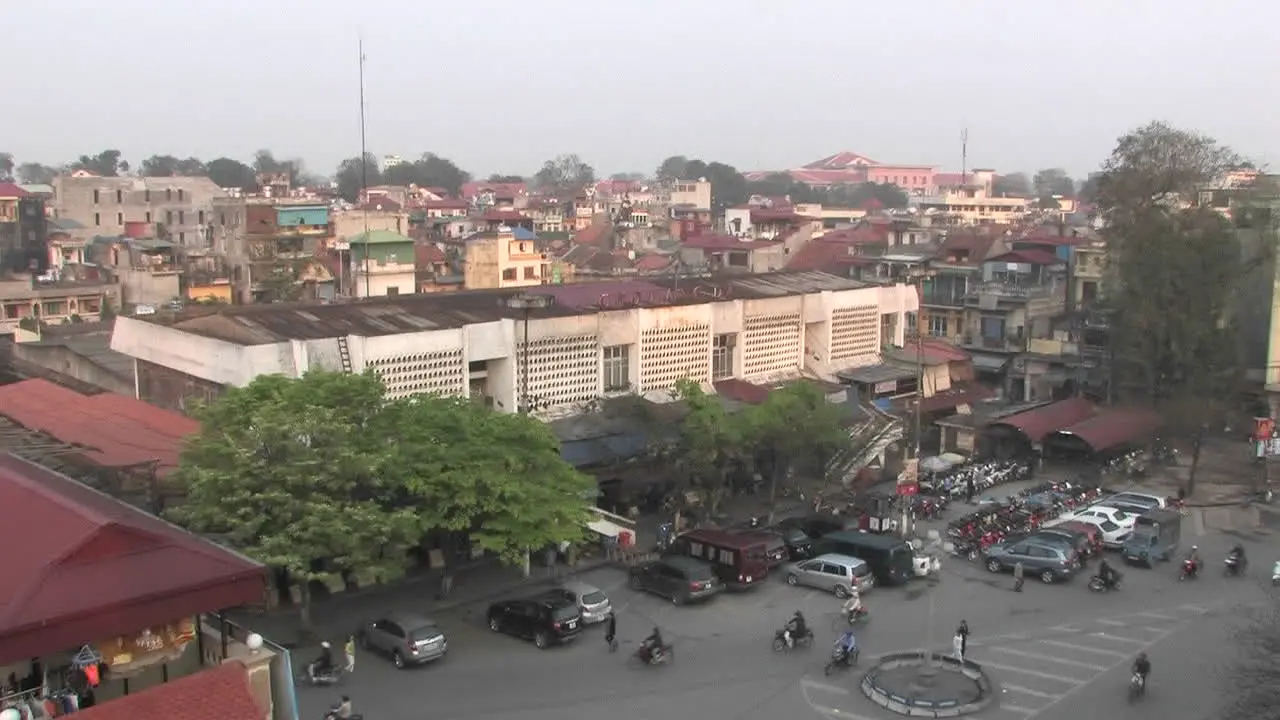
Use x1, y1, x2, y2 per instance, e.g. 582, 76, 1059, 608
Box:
51, 176, 225, 247
464, 230, 550, 289
347, 230, 416, 297
109, 271, 920, 414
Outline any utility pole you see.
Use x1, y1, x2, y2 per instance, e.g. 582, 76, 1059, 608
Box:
358, 35, 371, 299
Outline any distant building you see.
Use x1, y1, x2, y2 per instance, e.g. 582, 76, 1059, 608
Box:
51, 175, 224, 248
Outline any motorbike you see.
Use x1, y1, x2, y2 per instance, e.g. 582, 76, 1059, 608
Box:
823, 640, 859, 676
1127, 672, 1146, 701
301, 663, 342, 687
1178, 558, 1200, 581
323, 705, 363, 720
846, 606, 870, 626
1271, 560, 1280, 586
1088, 574, 1121, 593
631, 643, 673, 667
772, 627, 814, 652
1225, 555, 1247, 577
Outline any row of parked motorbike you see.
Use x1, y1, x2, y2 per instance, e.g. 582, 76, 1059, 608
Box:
944, 480, 1104, 561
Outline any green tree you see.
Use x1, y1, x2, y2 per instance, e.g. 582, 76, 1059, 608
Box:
0, 152, 13, 181
376, 395, 593, 573
992, 172, 1031, 196
72, 149, 128, 176
671, 379, 747, 520
680, 159, 749, 211
1033, 168, 1075, 197
533, 154, 596, 193
140, 155, 207, 177
16, 162, 57, 185
171, 372, 419, 627
745, 173, 819, 203
252, 150, 312, 187
840, 181, 910, 210
655, 155, 691, 181
740, 382, 846, 508
1098, 122, 1249, 494
609, 172, 645, 182
383, 153, 470, 195
206, 157, 258, 191
334, 154, 383, 202
486, 174, 525, 184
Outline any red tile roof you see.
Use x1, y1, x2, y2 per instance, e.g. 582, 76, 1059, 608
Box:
0, 182, 30, 198
479, 209, 530, 222
359, 197, 401, 212
421, 199, 469, 210
460, 181, 527, 200
986, 249, 1062, 266
785, 229, 885, 272
934, 173, 969, 188
74, 661, 263, 720
682, 234, 781, 251
804, 151, 882, 170
750, 208, 811, 223
415, 243, 446, 265
1054, 408, 1161, 454
0, 380, 199, 477
899, 339, 972, 364
595, 179, 643, 195
572, 222, 612, 247
714, 379, 770, 405
0, 454, 266, 664
989, 398, 1095, 444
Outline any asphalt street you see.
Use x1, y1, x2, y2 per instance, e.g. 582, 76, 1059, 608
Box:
290, 492, 1271, 720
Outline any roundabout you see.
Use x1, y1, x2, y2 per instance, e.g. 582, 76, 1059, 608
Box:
860, 652, 995, 717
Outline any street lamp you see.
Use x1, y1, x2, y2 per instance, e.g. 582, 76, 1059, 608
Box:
505, 293, 552, 414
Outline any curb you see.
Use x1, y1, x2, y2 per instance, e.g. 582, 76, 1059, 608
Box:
861, 652, 997, 718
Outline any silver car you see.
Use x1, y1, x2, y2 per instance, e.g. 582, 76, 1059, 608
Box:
549, 580, 613, 624
784, 553, 873, 597
358, 611, 447, 669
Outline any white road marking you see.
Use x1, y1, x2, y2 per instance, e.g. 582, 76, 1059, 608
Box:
988, 646, 1106, 671
1095, 619, 1128, 626
1000, 704, 1038, 715
1000, 683, 1062, 700
800, 679, 851, 696
1179, 603, 1211, 613
972, 659, 1086, 684
1089, 632, 1148, 646
1036, 639, 1127, 658
1132, 612, 1175, 621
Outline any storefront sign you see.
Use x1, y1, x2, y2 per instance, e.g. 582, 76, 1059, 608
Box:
874, 381, 898, 394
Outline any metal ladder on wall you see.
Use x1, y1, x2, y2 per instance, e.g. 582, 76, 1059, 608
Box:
337, 336, 353, 373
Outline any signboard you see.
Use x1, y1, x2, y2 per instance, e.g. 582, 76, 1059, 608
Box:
1255, 418, 1280, 457
874, 381, 898, 394
897, 458, 919, 495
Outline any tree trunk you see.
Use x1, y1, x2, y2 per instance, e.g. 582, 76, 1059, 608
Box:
521, 549, 531, 578
298, 581, 313, 630
1187, 431, 1204, 497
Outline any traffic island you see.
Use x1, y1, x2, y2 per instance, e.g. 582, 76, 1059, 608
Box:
860, 652, 996, 718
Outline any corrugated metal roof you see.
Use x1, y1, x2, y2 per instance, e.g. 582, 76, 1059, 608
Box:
988, 397, 1095, 443
1053, 408, 1161, 453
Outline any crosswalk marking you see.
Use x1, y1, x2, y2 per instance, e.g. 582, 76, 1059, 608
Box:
988, 646, 1106, 671
1036, 639, 1127, 658
1001, 704, 1038, 715
1089, 632, 1148, 645
1000, 684, 1062, 700
974, 659, 1086, 684
1133, 612, 1175, 621
1095, 619, 1128, 626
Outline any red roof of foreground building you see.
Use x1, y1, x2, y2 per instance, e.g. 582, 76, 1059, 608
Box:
988, 397, 1095, 444
0, 380, 199, 477
0, 182, 31, 198
1053, 408, 1162, 454
74, 661, 263, 720
0, 454, 266, 665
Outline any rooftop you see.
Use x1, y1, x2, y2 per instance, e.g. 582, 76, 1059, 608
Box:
74, 661, 263, 720
682, 234, 782, 251
348, 230, 413, 245
137, 271, 872, 345
0, 182, 31, 198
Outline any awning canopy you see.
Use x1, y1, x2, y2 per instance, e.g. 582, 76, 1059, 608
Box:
0, 454, 266, 665
73, 660, 263, 720
1049, 408, 1162, 454
587, 518, 630, 538
986, 397, 1095, 445
838, 363, 917, 385
971, 354, 1012, 372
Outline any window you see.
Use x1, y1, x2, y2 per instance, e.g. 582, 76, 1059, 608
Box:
145, 211, 152, 223
166, 188, 172, 201
523, 266, 536, 279
178, 211, 185, 224
219, 212, 226, 225
501, 268, 517, 281
928, 314, 948, 337
602, 345, 630, 391
386, 286, 400, 296
144, 189, 151, 202
178, 232, 185, 244
717, 549, 734, 566
116, 212, 123, 226
92, 189, 100, 204
165, 210, 173, 224
198, 210, 205, 224
178, 189, 185, 201
43, 301, 66, 316
712, 334, 735, 380
93, 212, 100, 227
905, 312, 918, 336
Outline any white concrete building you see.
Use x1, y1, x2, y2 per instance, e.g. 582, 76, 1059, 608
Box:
109, 271, 919, 414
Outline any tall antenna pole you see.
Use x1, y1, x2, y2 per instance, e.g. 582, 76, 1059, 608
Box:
358, 35, 371, 298
960, 128, 969, 185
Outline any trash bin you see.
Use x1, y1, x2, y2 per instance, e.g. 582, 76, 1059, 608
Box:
618, 530, 634, 547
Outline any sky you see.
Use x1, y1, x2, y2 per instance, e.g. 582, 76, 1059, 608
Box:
3, 0, 1278, 181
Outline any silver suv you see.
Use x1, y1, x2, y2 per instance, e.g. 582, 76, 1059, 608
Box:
358, 611, 447, 668
983, 537, 1079, 584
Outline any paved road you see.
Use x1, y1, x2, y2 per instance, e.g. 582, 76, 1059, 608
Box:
287, 500, 1265, 720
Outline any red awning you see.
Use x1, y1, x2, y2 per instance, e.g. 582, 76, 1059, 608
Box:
988, 397, 1095, 444
0, 454, 266, 665
73, 660, 264, 720
1052, 408, 1162, 454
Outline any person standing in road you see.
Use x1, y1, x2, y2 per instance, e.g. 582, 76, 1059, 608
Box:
956, 620, 970, 660
965, 476, 976, 504
1013, 561, 1024, 592
604, 611, 617, 651
344, 635, 355, 673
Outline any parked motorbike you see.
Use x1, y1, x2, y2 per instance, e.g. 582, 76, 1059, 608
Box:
1088, 574, 1121, 593
301, 663, 342, 687
772, 627, 814, 652
1178, 558, 1200, 581
1225, 555, 1247, 577
823, 640, 859, 676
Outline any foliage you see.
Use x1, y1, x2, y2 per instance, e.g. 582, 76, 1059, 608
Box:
671, 379, 746, 514
654, 155, 908, 212
171, 372, 420, 625
741, 382, 847, 500
139, 155, 207, 177
1097, 121, 1250, 492
255, 260, 307, 303
609, 172, 645, 182
333, 152, 471, 201
1218, 593, 1280, 720
334, 153, 379, 203
16, 162, 57, 185
71, 149, 128, 177
205, 157, 258, 191
1036, 195, 1063, 210
1032, 167, 1075, 197
252, 149, 314, 187
992, 172, 1030, 197
487, 173, 525, 184
655, 156, 691, 181
374, 394, 594, 566
0, 152, 12, 181
533, 154, 596, 193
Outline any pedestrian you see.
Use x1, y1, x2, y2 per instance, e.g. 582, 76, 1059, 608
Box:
965, 476, 976, 504
956, 620, 970, 660
604, 611, 617, 652
1013, 561, 1024, 592
343, 635, 355, 673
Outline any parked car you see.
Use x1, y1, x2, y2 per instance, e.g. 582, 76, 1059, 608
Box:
1104, 491, 1167, 509
665, 528, 771, 590
1033, 527, 1096, 560
768, 524, 814, 560
548, 581, 612, 624
777, 514, 858, 540
1063, 516, 1130, 549
1052, 520, 1106, 555
727, 529, 790, 567
1055, 504, 1138, 531
628, 556, 722, 605
982, 537, 1080, 584
486, 591, 582, 649
357, 611, 448, 669
784, 553, 874, 597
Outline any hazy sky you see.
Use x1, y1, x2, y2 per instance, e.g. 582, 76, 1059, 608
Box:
4, 0, 1278, 180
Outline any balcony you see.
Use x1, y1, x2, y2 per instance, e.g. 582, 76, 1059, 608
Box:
920, 289, 967, 307
356, 260, 415, 276
959, 334, 1026, 352
964, 281, 1055, 301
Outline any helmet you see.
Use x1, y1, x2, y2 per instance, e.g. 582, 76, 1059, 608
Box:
1192, 545, 1199, 551
341, 696, 350, 703
321, 641, 331, 649
1137, 651, 1147, 660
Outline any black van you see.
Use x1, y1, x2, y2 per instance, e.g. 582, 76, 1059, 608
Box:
812, 531, 916, 586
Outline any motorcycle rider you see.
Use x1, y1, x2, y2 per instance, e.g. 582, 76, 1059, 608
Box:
1132, 651, 1151, 688
310, 641, 335, 681
834, 630, 858, 664
1185, 545, 1201, 576
324, 696, 353, 720
1097, 558, 1119, 590
784, 611, 808, 648
640, 626, 665, 663
1228, 543, 1246, 569
842, 586, 864, 620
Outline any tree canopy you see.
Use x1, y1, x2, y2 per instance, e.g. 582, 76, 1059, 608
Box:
0, 153, 13, 181
992, 172, 1030, 197
172, 371, 592, 623
139, 155, 208, 177
333, 152, 471, 202
533, 154, 596, 194
653, 155, 908, 212
205, 157, 258, 190
71, 149, 129, 177
1032, 167, 1075, 198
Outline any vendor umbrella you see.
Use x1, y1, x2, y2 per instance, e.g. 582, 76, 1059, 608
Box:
919, 456, 953, 473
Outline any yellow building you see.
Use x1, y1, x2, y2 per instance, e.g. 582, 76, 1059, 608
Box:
912, 187, 1029, 226
464, 229, 550, 289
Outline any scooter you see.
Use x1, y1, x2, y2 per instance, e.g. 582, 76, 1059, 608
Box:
1225, 555, 1247, 577
772, 627, 814, 652
1128, 672, 1146, 701
846, 606, 870, 626
1271, 560, 1280, 586
632, 643, 673, 667
1088, 574, 1121, 592
301, 663, 342, 687
323, 704, 363, 720
823, 636, 859, 676
1178, 558, 1200, 581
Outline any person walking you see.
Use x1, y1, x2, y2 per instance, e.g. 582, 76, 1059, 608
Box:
956, 620, 970, 660
1013, 561, 1024, 592
343, 636, 355, 673
604, 611, 617, 652
965, 476, 976, 504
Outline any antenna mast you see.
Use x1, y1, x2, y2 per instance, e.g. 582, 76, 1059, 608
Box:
358, 36, 371, 298
960, 128, 969, 185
